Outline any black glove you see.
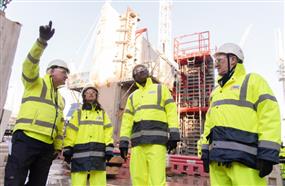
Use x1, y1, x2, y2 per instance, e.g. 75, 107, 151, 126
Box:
202, 159, 210, 173
39, 21, 55, 41
119, 147, 128, 161
105, 150, 113, 162
201, 150, 210, 173
257, 159, 273, 178
167, 140, 178, 153
63, 147, 73, 164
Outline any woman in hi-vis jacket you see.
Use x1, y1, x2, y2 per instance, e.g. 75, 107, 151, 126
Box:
63, 85, 114, 186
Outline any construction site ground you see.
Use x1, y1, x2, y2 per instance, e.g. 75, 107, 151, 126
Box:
46, 160, 210, 186
1, 140, 281, 186
0, 141, 210, 186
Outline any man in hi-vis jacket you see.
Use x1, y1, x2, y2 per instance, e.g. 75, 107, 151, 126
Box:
5, 21, 69, 186
119, 64, 180, 186
202, 43, 281, 186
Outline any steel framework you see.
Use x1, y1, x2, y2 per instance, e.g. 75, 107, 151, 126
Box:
173, 31, 215, 155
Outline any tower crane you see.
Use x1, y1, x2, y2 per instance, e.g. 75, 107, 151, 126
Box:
158, 0, 172, 60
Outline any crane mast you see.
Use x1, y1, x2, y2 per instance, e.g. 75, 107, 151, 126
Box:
158, 0, 172, 59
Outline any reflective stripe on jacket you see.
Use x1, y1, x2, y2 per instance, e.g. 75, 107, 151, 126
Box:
64, 107, 113, 172
202, 63, 281, 169
13, 39, 65, 150
120, 78, 180, 147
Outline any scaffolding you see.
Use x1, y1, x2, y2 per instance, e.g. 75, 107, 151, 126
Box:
173, 31, 214, 155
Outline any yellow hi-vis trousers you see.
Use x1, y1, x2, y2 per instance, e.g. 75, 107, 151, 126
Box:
71, 170, 106, 186
210, 161, 266, 186
130, 144, 166, 186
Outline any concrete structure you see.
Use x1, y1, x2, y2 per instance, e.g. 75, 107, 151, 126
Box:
0, 11, 21, 140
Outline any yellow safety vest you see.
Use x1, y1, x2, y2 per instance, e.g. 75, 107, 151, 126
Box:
120, 78, 180, 147
64, 107, 113, 172
202, 63, 281, 169
279, 147, 285, 179
13, 39, 65, 150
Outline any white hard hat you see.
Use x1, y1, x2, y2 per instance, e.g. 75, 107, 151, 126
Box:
81, 83, 98, 100
46, 59, 70, 73
214, 43, 244, 61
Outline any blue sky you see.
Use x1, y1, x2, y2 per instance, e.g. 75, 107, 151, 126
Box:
4, 0, 284, 119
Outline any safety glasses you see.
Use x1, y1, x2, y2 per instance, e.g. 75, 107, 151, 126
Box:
214, 56, 227, 64
133, 66, 148, 76
55, 67, 69, 75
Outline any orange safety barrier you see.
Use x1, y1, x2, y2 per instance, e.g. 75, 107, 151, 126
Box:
168, 155, 209, 177
114, 151, 208, 177
116, 167, 130, 179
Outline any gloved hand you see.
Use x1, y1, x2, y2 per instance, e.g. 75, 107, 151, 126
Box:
257, 159, 273, 178
63, 147, 73, 164
201, 150, 210, 173
105, 150, 113, 162
119, 147, 128, 161
39, 21, 55, 41
258, 160, 273, 178
167, 140, 178, 153
202, 159, 210, 173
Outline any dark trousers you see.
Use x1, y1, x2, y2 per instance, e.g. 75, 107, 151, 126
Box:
4, 130, 55, 186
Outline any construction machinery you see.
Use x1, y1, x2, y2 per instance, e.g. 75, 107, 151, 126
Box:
173, 31, 215, 156
66, 2, 177, 178
67, 2, 177, 143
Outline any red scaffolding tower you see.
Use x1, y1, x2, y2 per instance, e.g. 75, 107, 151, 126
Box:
173, 31, 215, 155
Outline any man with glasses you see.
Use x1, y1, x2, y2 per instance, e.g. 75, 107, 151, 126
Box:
5, 21, 69, 186
201, 43, 281, 185
119, 64, 180, 186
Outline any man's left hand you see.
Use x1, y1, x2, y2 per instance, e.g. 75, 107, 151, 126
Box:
167, 140, 178, 153
105, 151, 114, 162
257, 159, 273, 178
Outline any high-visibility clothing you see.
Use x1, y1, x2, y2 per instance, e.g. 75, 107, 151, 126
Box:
120, 78, 180, 148
197, 137, 202, 158
210, 161, 266, 186
71, 170, 106, 186
280, 163, 285, 179
202, 63, 281, 169
279, 147, 285, 179
280, 147, 285, 157
13, 39, 65, 150
119, 78, 179, 186
130, 144, 166, 186
64, 106, 113, 172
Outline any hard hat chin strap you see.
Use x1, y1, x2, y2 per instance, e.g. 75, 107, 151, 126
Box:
218, 54, 236, 87
227, 54, 231, 74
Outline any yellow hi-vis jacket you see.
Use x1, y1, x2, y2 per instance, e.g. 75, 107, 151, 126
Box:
202, 63, 281, 169
280, 147, 285, 158
279, 147, 285, 179
13, 39, 65, 150
64, 107, 113, 172
119, 78, 180, 148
